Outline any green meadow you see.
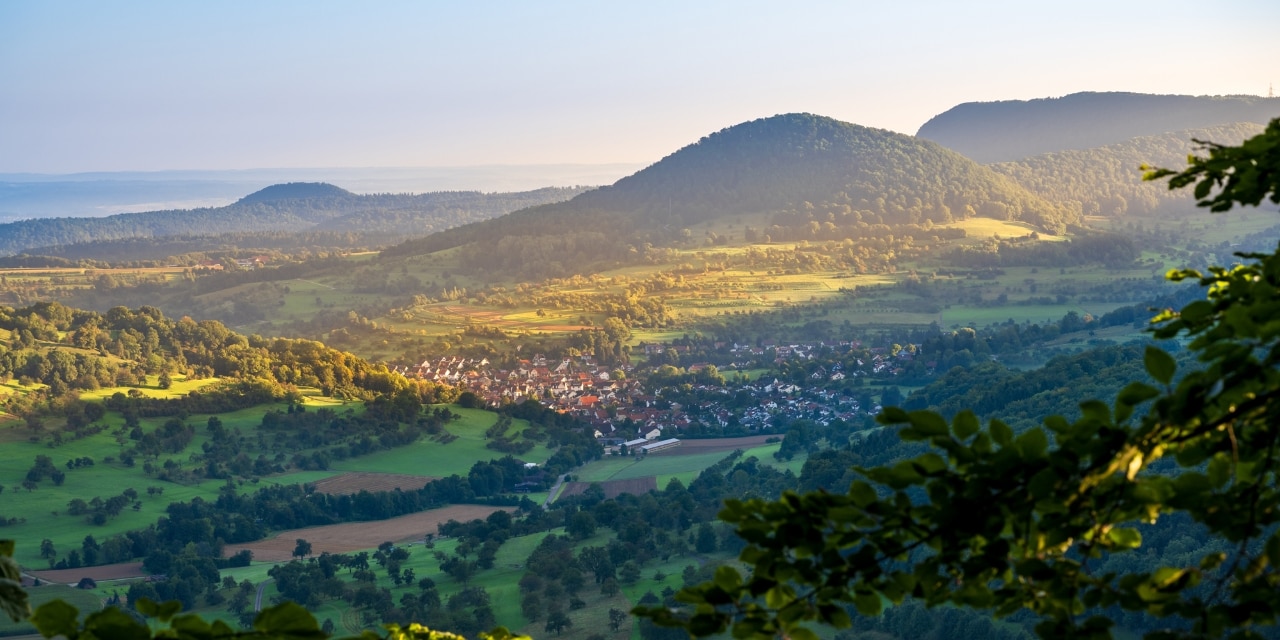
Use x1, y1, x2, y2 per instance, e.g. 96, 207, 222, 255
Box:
330, 407, 554, 477
574, 444, 805, 489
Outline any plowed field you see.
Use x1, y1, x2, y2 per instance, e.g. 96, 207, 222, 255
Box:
659, 435, 775, 454
29, 562, 146, 583
222, 505, 509, 562
311, 472, 437, 495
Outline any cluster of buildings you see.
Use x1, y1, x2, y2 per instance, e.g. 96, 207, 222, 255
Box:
397, 339, 909, 446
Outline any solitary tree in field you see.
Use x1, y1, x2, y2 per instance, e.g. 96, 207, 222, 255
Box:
544, 609, 572, 636
292, 539, 312, 560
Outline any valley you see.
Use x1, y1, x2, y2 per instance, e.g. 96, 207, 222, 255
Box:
1, 93, 1278, 640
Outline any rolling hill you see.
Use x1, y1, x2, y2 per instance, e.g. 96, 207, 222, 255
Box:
917, 91, 1280, 163
384, 113, 1078, 273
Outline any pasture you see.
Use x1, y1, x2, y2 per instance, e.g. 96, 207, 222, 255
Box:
331, 406, 553, 477
570, 440, 803, 494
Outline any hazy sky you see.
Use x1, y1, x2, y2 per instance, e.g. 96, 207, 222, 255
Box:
2, 1, 1277, 173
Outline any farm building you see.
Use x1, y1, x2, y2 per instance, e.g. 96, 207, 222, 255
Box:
640, 438, 681, 454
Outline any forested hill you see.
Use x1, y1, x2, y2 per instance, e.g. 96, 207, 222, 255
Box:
917, 92, 1280, 163
0, 186, 589, 257
992, 122, 1266, 217
235, 182, 355, 204
384, 113, 1076, 266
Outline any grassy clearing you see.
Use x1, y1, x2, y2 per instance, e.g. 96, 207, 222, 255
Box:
941, 303, 1129, 327
944, 218, 1067, 242
575, 444, 802, 489
331, 406, 553, 477
0, 418, 234, 566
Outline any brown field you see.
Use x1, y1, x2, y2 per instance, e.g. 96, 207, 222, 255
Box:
659, 435, 777, 455
311, 472, 438, 495
558, 477, 657, 500
29, 562, 146, 584
222, 505, 510, 562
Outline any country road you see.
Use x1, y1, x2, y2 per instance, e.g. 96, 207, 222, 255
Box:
255, 578, 274, 612
543, 474, 567, 507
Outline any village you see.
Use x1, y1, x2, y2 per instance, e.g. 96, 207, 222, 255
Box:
394, 339, 923, 449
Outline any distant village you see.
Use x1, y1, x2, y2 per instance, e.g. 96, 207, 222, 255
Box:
394, 340, 922, 448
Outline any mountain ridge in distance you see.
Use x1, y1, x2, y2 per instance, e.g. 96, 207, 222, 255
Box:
0, 186, 591, 258
917, 91, 1280, 163
236, 182, 355, 205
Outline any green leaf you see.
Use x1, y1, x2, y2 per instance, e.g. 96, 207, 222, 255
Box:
879, 406, 909, 424
1144, 346, 1177, 385
0, 579, 31, 624
907, 410, 948, 436
847, 481, 877, 507
30, 599, 79, 639
1179, 300, 1214, 323
134, 598, 181, 622
1207, 454, 1231, 488
1016, 428, 1048, 459
990, 420, 1012, 447
713, 566, 742, 592
853, 591, 882, 616
1107, 528, 1143, 549
952, 411, 979, 439
253, 602, 322, 636
788, 627, 820, 640
1117, 382, 1159, 408
1200, 552, 1228, 571
1079, 400, 1111, 425
79, 607, 149, 640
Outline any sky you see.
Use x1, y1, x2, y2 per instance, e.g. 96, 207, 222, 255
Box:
2, 0, 1278, 174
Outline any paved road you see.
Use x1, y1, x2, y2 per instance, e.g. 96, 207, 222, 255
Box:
254, 578, 274, 612
543, 474, 568, 508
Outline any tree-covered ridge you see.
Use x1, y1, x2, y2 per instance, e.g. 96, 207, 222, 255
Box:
917, 91, 1280, 163
571, 113, 1075, 230
0, 301, 453, 408
235, 182, 355, 204
0, 187, 590, 257
992, 122, 1265, 217
385, 113, 1078, 273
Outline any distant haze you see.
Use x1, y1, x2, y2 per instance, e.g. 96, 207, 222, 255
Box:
0, 164, 641, 221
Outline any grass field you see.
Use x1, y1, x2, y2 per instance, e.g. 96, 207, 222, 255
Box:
331, 407, 553, 477
0, 395, 538, 568
573, 443, 805, 490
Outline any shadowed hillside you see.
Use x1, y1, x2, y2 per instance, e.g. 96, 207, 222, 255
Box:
918, 92, 1280, 162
